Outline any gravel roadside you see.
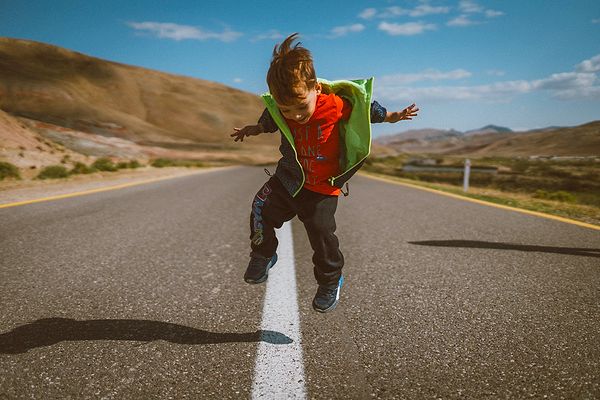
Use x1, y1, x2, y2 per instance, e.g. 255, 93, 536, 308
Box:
0, 166, 231, 205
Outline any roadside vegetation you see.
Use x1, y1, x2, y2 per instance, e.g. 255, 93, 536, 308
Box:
20, 157, 206, 181
0, 156, 209, 184
364, 155, 600, 226
150, 158, 205, 168
37, 165, 70, 179
34, 158, 144, 180
0, 161, 21, 180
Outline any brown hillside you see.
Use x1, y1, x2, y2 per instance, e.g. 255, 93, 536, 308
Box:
473, 121, 600, 157
376, 121, 600, 157
0, 37, 278, 152
0, 108, 90, 170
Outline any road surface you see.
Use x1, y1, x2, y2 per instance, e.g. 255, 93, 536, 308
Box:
1, 166, 598, 399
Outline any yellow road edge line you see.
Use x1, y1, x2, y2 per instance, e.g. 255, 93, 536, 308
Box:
360, 171, 600, 232
0, 169, 212, 209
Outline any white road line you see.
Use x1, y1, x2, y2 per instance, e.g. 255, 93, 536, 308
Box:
252, 221, 307, 400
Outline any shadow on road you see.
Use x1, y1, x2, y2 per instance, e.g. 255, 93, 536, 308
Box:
408, 240, 600, 258
0, 317, 292, 354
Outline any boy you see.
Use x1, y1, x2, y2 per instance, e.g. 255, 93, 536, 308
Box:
231, 33, 418, 312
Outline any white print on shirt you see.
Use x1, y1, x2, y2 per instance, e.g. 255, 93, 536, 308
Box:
293, 124, 327, 178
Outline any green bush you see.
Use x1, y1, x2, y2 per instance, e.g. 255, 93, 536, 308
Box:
111, 160, 143, 169
533, 189, 576, 203
513, 160, 530, 173
151, 158, 205, 168
151, 158, 174, 168
128, 160, 142, 168
0, 161, 21, 180
70, 162, 96, 175
185, 160, 205, 168
92, 157, 117, 172
37, 165, 70, 180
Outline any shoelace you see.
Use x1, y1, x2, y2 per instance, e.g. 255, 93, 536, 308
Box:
316, 285, 337, 298
248, 254, 269, 270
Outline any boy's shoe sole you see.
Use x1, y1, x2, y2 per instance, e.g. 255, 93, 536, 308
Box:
244, 253, 278, 284
312, 275, 344, 313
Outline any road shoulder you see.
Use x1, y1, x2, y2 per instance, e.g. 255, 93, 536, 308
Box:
0, 166, 231, 207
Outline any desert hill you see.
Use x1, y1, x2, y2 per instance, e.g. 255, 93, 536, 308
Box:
375, 122, 600, 157
376, 128, 462, 144
464, 125, 512, 136
0, 37, 279, 168
475, 121, 600, 157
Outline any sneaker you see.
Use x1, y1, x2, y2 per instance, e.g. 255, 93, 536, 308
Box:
244, 252, 278, 284
312, 276, 344, 313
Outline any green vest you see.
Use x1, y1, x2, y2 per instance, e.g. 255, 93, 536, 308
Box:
261, 77, 374, 196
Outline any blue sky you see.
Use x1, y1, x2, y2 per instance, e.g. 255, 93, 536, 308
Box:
1, 0, 599, 137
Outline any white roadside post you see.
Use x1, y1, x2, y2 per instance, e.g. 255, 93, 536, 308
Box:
463, 159, 471, 192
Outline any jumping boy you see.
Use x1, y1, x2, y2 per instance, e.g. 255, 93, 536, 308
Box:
231, 33, 418, 312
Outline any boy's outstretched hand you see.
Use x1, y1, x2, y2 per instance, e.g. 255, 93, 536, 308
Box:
231, 124, 263, 142
384, 103, 419, 123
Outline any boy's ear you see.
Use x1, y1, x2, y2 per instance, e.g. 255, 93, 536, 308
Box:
315, 82, 322, 94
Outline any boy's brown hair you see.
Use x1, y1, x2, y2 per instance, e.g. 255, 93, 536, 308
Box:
267, 33, 317, 105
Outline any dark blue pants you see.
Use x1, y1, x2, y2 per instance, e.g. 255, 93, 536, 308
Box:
249, 176, 344, 287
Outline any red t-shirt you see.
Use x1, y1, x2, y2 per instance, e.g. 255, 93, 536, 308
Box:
285, 93, 352, 196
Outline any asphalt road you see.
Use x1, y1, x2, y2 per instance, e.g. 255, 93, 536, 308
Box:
1, 166, 599, 399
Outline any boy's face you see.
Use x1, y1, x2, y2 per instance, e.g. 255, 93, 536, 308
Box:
276, 83, 321, 125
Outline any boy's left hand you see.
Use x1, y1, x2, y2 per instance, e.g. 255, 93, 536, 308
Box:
384, 103, 419, 123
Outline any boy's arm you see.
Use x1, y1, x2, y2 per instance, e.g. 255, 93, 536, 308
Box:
257, 108, 279, 133
383, 103, 419, 123
231, 108, 278, 142
370, 101, 419, 123
370, 100, 388, 123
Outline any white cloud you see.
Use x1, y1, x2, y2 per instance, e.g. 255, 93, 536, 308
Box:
376, 80, 526, 102
379, 69, 472, 85
359, 8, 377, 19
485, 9, 505, 18
410, 4, 451, 17
592, 18, 600, 24
361, 4, 449, 19
447, 15, 479, 27
127, 21, 242, 42
457, 1, 504, 21
378, 21, 437, 36
552, 86, 600, 100
533, 72, 597, 91
329, 23, 365, 38
233, 78, 243, 83
487, 69, 506, 77
375, 55, 600, 103
459, 0, 484, 14
382, 6, 410, 17
576, 54, 600, 73
251, 30, 284, 42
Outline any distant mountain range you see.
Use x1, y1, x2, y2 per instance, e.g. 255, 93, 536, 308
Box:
0, 37, 598, 171
377, 124, 514, 143
464, 125, 514, 136
374, 122, 600, 157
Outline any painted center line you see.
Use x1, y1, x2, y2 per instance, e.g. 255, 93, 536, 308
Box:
252, 221, 307, 400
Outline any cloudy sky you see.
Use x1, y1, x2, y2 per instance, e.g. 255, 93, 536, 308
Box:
1, 0, 599, 136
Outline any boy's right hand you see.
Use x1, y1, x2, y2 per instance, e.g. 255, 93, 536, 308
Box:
231, 124, 263, 142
